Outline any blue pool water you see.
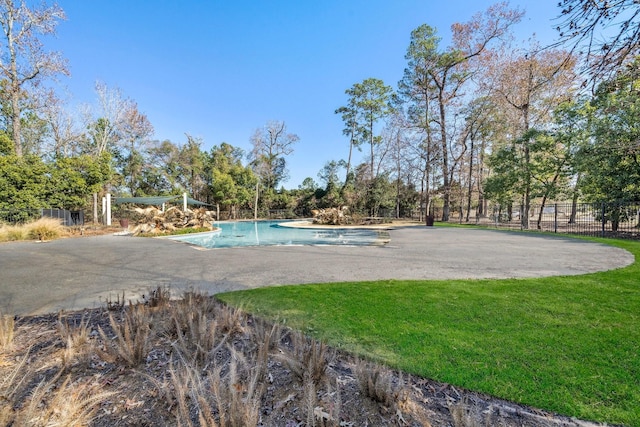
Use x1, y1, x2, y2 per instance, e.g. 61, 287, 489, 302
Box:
166, 220, 385, 248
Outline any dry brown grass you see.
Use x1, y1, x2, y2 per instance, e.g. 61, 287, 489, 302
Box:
0, 313, 14, 350
99, 303, 153, 367
276, 330, 330, 386
0, 351, 29, 426
171, 308, 224, 366
216, 349, 265, 427
144, 285, 171, 308
0, 344, 112, 427
0, 224, 28, 242
354, 358, 408, 410
449, 398, 501, 427
214, 301, 246, 335
0, 217, 67, 242
165, 290, 231, 367
162, 343, 267, 426
14, 375, 113, 427
58, 313, 94, 369
26, 217, 65, 241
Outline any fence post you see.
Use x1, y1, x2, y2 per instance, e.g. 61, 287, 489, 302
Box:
601, 202, 606, 238
554, 203, 558, 233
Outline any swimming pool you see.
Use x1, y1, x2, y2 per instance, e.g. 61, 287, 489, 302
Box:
166, 220, 387, 248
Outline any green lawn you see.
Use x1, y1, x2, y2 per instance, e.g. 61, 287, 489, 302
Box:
217, 235, 640, 426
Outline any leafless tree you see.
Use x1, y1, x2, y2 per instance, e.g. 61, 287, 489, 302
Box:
379, 112, 416, 218
120, 104, 154, 195
121, 103, 154, 152
85, 81, 133, 156
40, 90, 84, 157
249, 120, 299, 190
0, 0, 68, 156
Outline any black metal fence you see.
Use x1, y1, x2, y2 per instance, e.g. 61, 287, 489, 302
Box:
40, 209, 85, 226
1, 208, 85, 226
459, 202, 640, 239
231, 209, 297, 220
0, 208, 41, 224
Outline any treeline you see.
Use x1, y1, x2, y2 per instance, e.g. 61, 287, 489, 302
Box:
1, 1, 639, 227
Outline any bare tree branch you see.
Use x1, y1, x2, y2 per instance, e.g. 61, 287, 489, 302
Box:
555, 0, 640, 83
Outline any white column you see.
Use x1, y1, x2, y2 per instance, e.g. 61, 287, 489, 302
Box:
183, 192, 187, 212
93, 193, 98, 223
106, 193, 112, 226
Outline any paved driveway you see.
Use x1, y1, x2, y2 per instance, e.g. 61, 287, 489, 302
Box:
0, 227, 633, 315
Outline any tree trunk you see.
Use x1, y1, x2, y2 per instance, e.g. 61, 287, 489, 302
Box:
521, 102, 531, 230
522, 143, 531, 229
476, 137, 487, 218
11, 79, 22, 157
569, 194, 578, 224
423, 147, 432, 226
568, 173, 581, 224
537, 199, 546, 230
369, 120, 375, 180
420, 171, 425, 222
254, 181, 259, 220
345, 128, 354, 185
465, 134, 475, 222
438, 92, 450, 222
423, 96, 434, 225
396, 179, 401, 219
537, 172, 561, 229
395, 131, 402, 219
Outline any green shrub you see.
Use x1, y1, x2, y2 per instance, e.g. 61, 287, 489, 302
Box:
171, 227, 210, 235
137, 227, 210, 237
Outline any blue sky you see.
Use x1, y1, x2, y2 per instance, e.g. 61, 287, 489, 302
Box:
49, 1, 562, 189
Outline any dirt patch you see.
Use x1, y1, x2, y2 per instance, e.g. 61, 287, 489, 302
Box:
64, 225, 124, 238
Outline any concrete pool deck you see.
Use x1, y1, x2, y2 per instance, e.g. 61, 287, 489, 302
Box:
0, 226, 634, 315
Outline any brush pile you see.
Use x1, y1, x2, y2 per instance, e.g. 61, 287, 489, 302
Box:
125, 206, 216, 235
311, 206, 352, 225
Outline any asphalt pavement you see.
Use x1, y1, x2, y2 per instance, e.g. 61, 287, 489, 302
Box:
0, 226, 633, 315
